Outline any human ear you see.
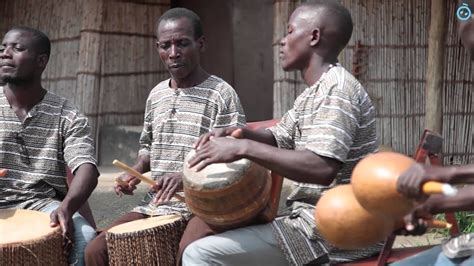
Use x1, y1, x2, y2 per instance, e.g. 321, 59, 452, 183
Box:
310, 28, 321, 46
198, 36, 205, 52
37, 54, 49, 69
155, 40, 160, 51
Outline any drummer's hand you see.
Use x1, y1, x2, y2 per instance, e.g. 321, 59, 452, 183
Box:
50, 206, 75, 257
151, 172, 183, 204
114, 173, 141, 196
397, 163, 453, 200
395, 203, 432, 236
0, 168, 7, 176
194, 127, 243, 149
188, 137, 245, 171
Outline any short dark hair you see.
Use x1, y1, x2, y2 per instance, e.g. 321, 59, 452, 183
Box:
157, 8, 203, 39
304, 1, 353, 51
8, 26, 51, 57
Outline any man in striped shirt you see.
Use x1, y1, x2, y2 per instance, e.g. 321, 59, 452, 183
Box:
185, 2, 380, 265
0, 27, 99, 265
84, 8, 246, 265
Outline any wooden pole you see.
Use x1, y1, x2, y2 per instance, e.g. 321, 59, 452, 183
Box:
425, 0, 447, 134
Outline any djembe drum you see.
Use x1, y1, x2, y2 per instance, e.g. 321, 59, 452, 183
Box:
0, 209, 67, 266
183, 149, 273, 229
106, 214, 186, 266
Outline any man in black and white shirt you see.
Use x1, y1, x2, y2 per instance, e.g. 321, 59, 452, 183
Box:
184, 2, 380, 265
0, 26, 99, 266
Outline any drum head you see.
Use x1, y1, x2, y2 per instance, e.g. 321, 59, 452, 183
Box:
108, 214, 182, 234
0, 209, 59, 245
183, 149, 251, 190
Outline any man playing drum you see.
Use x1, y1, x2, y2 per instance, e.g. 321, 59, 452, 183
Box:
393, 1, 474, 265
184, 1, 381, 265
0, 27, 99, 265
84, 8, 246, 265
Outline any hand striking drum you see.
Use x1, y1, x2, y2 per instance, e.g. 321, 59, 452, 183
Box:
182, 149, 277, 229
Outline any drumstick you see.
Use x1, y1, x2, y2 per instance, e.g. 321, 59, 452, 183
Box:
428, 219, 452, 229
112, 160, 185, 202
422, 181, 457, 196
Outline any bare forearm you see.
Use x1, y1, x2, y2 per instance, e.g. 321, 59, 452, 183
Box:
241, 128, 277, 147
61, 163, 99, 214
450, 164, 474, 184
132, 154, 151, 173
425, 186, 474, 214
239, 139, 340, 185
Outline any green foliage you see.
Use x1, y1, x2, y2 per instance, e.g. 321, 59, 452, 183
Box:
431, 212, 474, 236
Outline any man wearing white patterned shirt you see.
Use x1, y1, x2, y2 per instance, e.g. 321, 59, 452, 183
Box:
84, 8, 245, 265
0, 26, 99, 266
185, 2, 380, 265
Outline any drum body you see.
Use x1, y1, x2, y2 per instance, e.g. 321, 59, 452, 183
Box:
183, 149, 272, 228
106, 215, 186, 266
0, 209, 67, 266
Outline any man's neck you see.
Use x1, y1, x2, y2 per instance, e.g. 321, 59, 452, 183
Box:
301, 54, 338, 87
170, 67, 209, 89
4, 82, 45, 110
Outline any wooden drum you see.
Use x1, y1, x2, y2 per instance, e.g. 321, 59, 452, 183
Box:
106, 214, 186, 266
183, 149, 273, 228
0, 209, 67, 266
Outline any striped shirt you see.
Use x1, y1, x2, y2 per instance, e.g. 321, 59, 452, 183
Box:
269, 64, 377, 205
133, 75, 246, 216
268, 64, 380, 265
0, 87, 97, 210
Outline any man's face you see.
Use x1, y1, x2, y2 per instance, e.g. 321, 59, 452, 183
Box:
279, 7, 313, 71
156, 18, 203, 82
0, 30, 40, 84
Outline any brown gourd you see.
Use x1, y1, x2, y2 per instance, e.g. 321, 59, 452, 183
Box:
314, 185, 393, 249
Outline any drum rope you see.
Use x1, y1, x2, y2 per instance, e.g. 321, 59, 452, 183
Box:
18, 244, 40, 265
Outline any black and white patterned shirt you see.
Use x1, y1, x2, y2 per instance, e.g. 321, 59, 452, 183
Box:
269, 64, 380, 265
269, 64, 377, 205
133, 75, 246, 216
0, 87, 97, 210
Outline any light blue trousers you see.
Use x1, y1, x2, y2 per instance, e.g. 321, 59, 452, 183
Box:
182, 223, 288, 266
39, 202, 96, 266
390, 245, 474, 266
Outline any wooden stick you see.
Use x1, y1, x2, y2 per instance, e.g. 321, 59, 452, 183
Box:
112, 160, 185, 202
428, 219, 452, 229
422, 181, 457, 196
0, 169, 7, 177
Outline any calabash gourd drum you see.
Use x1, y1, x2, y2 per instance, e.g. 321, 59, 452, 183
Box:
314, 185, 394, 249
106, 214, 186, 266
0, 209, 67, 266
351, 152, 416, 218
183, 149, 272, 228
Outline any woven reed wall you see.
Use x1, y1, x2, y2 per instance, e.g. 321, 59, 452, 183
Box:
0, 0, 170, 150
273, 0, 306, 118
273, 0, 473, 165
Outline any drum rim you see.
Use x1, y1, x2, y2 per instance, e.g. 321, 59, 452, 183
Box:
0, 228, 63, 247
106, 214, 183, 234
0, 209, 63, 246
